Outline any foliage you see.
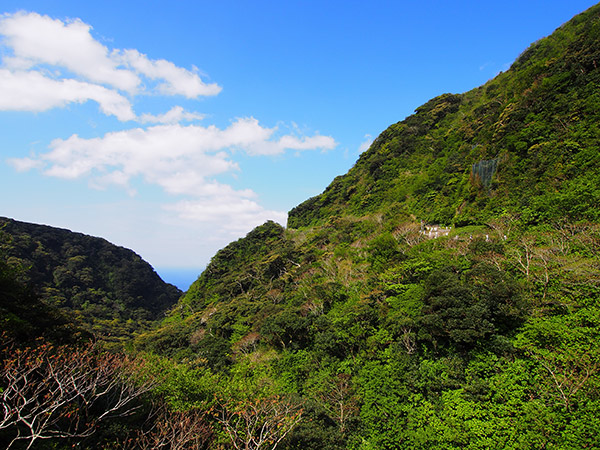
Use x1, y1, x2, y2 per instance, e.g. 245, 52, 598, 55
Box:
0, 258, 84, 343
115, 405, 213, 450
138, 7, 600, 446
288, 4, 600, 229
0, 217, 181, 342
7, 4, 600, 448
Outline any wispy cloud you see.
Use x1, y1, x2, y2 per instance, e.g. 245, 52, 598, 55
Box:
118, 49, 221, 98
166, 190, 288, 236
8, 119, 336, 231
10, 119, 336, 186
358, 134, 373, 153
138, 106, 205, 124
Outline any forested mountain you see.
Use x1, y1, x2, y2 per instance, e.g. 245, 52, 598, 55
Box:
3, 4, 600, 450
0, 216, 181, 342
136, 4, 600, 449
289, 6, 600, 228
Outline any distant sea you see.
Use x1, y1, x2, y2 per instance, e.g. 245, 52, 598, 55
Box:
156, 267, 203, 292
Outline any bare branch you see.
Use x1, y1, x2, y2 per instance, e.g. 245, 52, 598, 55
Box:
216, 395, 303, 450
0, 341, 157, 449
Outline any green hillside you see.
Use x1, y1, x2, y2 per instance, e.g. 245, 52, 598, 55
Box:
289, 3, 600, 228
136, 5, 600, 449
3, 4, 600, 450
0, 216, 181, 342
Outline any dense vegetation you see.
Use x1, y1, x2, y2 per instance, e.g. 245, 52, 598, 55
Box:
3, 4, 600, 449
0, 217, 181, 342
289, 2, 600, 228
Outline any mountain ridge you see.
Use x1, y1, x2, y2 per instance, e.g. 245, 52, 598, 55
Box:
147, 2, 600, 358
133, 5, 600, 448
2, 4, 600, 449
0, 215, 182, 343
289, 3, 600, 229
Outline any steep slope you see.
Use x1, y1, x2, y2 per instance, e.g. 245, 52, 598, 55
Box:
137, 5, 600, 450
151, 3, 600, 355
289, 4, 600, 228
0, 217, 181, 341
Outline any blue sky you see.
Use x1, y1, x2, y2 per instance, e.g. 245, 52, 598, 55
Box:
0, 0, 597, 289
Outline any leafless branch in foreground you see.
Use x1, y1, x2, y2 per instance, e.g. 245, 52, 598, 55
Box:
0, 341, 156, 449
216, 395, 303, 450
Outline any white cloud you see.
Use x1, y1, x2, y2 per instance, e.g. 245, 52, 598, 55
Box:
10, 119, 335, 230
226, 118, 337, 156
167, 194, 288, 236
278, 134, 337, 151
22, 119, 335, 187
7, 156, 43, 172
163, 180, 288, 238
37, 124, 237, 182
0, 11, 139, 92
89, 170, 137, 195
119, 49, 221, 97
0, 11, 221, 121
139, 106, 205, 124
0, 69, 135, 120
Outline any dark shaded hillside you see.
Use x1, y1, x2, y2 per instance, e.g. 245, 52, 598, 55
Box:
289, 4, 600, 229
0, 257, 87, 344
0, 217, 181, 341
